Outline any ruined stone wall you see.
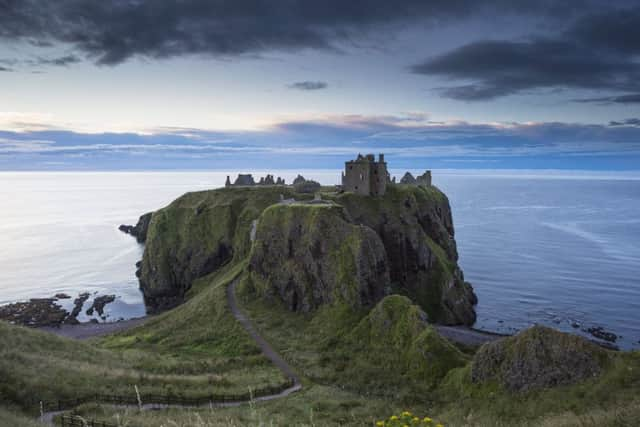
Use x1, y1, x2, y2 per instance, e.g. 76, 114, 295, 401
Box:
343, 161, 373, 196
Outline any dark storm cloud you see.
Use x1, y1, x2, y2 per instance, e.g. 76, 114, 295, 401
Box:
288, 81, 328, 91
33, 55, 81, 67
0, 66, 12, 72
609, 118, 640, 127
574, 93, 640, 105
412, 6, 640, 101
0, 0, 600, 66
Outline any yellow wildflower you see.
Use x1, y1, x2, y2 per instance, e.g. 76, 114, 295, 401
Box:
423, 418, 432, 423
376, 422, 384, 427
390, 416, 398, 421
402, 411, 412, 417
436, 424, 444, 427
403, 425, 409, 427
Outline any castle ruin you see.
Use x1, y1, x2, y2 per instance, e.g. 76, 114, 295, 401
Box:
341, 153, 388, 196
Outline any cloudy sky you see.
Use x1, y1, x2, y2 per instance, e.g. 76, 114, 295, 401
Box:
1, 0, 639, 170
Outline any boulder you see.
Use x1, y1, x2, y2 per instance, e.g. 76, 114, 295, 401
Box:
471, 325, 611, 392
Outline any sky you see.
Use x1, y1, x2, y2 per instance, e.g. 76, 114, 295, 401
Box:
1, 0, 639, 171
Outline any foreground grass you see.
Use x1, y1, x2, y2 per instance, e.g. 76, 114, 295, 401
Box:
0, 261, 285, 416
0, 407, 41, 427
2, 258, 639, 426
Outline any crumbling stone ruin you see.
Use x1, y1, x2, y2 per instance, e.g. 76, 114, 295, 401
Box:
400, 171, 432, 187
225, 173, 286, 187
224, 154, 432, 195
292, 175, 321, 193
341, 153, 389, 196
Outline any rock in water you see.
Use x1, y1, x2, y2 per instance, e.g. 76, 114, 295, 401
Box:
119, 212, 153, 243
471, 325, 611, 392
249, 204, 390, 311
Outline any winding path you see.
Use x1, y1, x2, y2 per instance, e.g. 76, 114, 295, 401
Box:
40, 278, 301, 425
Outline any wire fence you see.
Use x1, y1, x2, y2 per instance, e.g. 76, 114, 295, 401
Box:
39, 379, 296, 426
60, 414, 117, 427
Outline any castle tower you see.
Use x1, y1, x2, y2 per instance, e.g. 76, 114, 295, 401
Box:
342, 153, 388, 196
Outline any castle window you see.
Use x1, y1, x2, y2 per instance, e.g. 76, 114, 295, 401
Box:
359, 173, 364, 181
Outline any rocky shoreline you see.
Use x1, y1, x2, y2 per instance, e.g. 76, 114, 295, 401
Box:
0, 291, 119, 328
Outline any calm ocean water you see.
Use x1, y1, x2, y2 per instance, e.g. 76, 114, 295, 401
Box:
1, 171, 639, 349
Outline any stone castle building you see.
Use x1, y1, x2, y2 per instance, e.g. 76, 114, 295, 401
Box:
341, 153, 388, 196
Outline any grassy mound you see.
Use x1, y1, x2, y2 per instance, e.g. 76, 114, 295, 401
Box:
471, 325, 612, 392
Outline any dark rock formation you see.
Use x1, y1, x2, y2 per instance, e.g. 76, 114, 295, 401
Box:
585, 326, 618, 343
66, 292, 91, 324
248, 204, 389, 311
85, 295, 116, 318
471, 326, 611, 392
0, 298, 67, 327
119, 212, 153, 243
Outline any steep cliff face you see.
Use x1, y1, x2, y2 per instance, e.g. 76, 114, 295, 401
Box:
248, 204, 390, 311
139, 187, 305, 312
139, 184, 476, 324
329, 185, 476, 324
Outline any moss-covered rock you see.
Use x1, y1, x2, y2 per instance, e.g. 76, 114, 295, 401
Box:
248, 203, 390, 311
471, 325, 612, 392
139, 187, 306, 312
344, 295, 468, 388
327, 184, 477, 324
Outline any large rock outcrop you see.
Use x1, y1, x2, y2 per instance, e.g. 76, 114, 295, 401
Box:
139, 187, 305, 312
471, 326, 611, 392
248, 204, 389, 311
138, 184, 476, 324
330, 185, 476, 324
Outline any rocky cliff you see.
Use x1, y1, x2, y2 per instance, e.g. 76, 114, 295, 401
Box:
248, 204, 389, 311
139, 187, 307, 312
328, 185, 477, 324
138, 184, 476, 324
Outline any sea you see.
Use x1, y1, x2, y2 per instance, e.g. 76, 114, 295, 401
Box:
1, 170, 639, 349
